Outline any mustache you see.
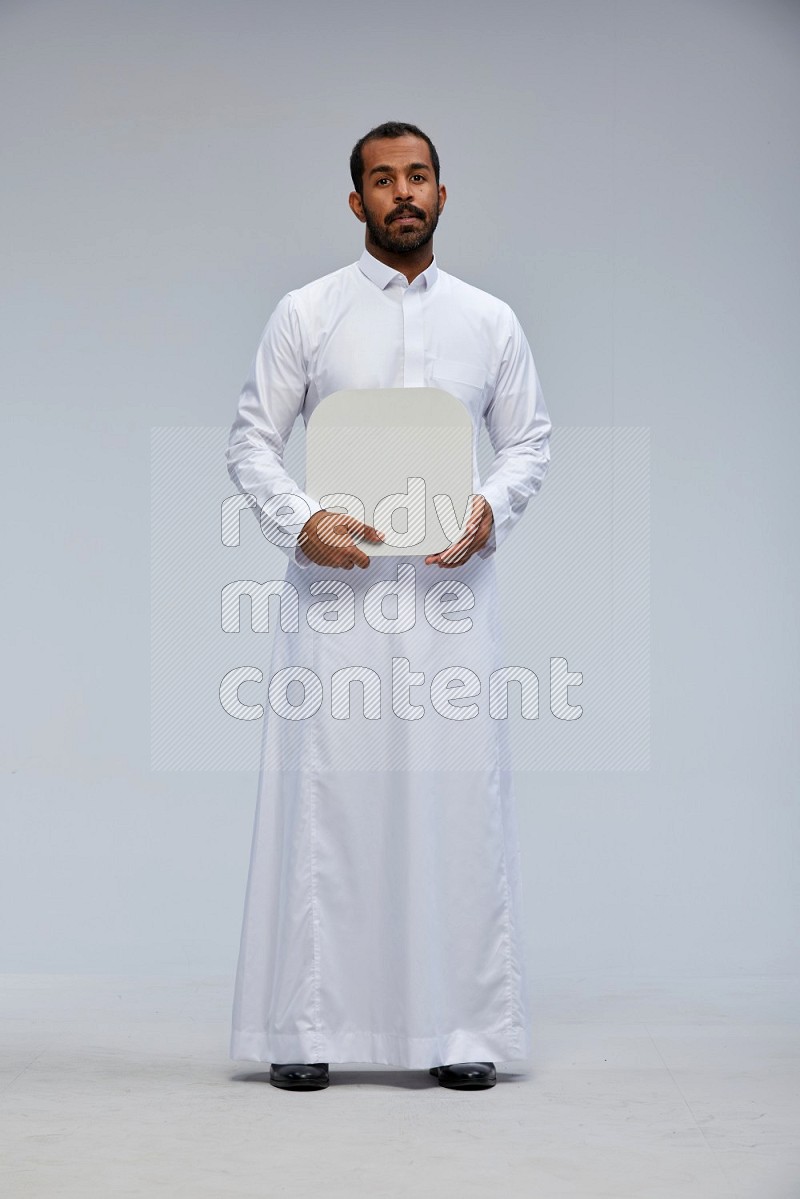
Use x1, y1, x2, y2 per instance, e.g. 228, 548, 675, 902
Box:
388, 206, 425, 223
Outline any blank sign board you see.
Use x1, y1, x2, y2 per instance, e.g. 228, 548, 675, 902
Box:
305, 387, 474, 557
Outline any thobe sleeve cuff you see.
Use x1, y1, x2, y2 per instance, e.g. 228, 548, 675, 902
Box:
475, 483, 511, 560
292, 498, 328, 568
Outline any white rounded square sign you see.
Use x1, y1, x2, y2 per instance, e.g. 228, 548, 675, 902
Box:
306, 387, 475, 556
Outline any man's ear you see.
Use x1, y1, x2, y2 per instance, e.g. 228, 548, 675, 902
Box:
437, 183, 447, 214
349, 191, 366, 223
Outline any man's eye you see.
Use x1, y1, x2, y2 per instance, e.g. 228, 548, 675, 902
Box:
412, 174, 425, 181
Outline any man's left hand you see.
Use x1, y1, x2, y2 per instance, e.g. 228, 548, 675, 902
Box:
424, 494, 494, 568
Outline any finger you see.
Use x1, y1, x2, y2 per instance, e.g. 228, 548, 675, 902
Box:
446, 542, 473, 565
329, 513, 375, 538
361, 525, 386, 541
338, 523, 375, 560
325, 515, 379, 547
319, 548, 344, 568
439, 538, 471, 565
352, 520, 385, 542
440, 532, 468, 556
428, 536, 467, 565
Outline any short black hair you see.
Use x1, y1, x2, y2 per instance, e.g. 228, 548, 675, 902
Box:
350, 121, 440, 196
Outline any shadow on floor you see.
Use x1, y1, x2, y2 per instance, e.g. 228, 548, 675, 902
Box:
232, 1068, 530, 1089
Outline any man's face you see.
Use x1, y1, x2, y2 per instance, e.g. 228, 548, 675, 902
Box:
350, 134, 446, 254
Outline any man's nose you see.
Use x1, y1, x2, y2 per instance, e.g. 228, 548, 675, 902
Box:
394, 181, 413, 201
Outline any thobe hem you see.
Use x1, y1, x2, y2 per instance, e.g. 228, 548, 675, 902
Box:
229, 1019, 532, 1069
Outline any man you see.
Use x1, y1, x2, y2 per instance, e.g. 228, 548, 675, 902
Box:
226, 121, 552, 1092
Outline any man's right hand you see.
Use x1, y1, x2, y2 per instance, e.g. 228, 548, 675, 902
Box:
297, 510, 385, 569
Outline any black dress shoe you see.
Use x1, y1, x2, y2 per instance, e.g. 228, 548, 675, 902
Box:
270, 1062, 329, 1090
429, 1061, 496, 1089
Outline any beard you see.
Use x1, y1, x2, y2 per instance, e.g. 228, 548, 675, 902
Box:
362, 198, 440, 255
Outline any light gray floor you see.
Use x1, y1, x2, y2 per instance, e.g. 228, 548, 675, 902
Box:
2, 973, 798, 1198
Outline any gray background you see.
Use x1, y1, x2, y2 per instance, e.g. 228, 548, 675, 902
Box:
2, 0, 798, 981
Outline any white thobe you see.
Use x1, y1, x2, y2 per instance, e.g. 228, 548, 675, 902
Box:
227, 247, 551, 1068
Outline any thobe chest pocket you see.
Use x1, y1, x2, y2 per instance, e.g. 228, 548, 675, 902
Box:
430, 359, 486, 390
429, 358, 487, 409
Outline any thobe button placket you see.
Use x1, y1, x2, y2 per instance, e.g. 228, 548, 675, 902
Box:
401, 280, 426, 388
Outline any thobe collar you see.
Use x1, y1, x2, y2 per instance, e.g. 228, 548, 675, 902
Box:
357, 246, 439, 291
